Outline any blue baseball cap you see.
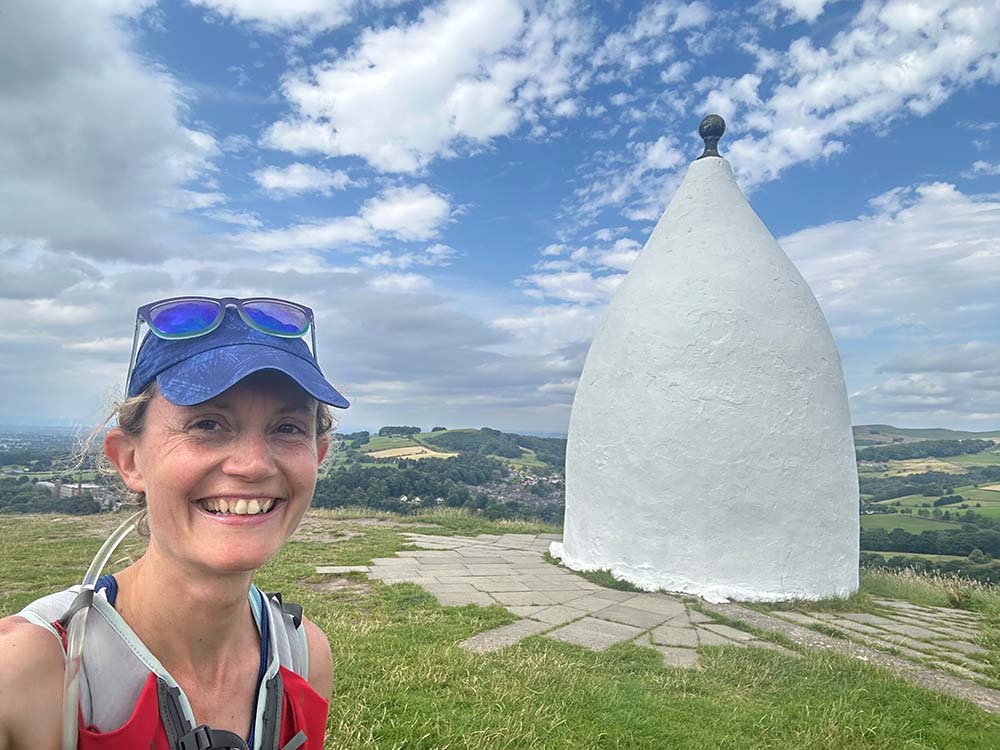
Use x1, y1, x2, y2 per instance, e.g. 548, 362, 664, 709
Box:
128, 309, 350, 408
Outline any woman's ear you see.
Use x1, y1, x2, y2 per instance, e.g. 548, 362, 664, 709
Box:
316, 434, 330, 466
104, 427, 146, 493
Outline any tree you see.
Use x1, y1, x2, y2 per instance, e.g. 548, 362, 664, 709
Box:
431, 426, 447, 432
968, 548, 990, 564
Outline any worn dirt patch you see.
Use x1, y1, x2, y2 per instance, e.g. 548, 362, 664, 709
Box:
306, 578, 371, 595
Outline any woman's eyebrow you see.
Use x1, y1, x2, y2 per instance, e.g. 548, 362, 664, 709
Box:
277, 402, 314, 415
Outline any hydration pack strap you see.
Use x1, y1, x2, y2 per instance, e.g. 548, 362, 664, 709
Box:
56, 588, 94, 629
265, 592, 302, 629
281, 730, 307, 750
258, 673, 284, 750
157, 678, 249, 750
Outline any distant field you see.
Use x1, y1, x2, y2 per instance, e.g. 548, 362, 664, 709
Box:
952, 486, 1000, 503
860, 514, 962, 532
874, 494, 928, 507
359, 436, 420, 452
872, 458, 967, 477
949, 451, 1000, 466
366, 446, 457, 461
864, 551, 969, 562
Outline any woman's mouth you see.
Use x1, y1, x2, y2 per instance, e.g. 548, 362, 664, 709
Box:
198, 498, 280, 516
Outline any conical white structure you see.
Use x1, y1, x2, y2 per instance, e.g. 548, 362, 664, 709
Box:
551, 120, 859, 602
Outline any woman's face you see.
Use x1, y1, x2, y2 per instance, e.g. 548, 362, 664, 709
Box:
113, 371, 329, 575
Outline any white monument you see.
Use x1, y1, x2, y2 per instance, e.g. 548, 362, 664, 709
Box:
550, 116, 859, 602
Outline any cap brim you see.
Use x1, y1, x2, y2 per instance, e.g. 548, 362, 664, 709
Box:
155, 344, 350, 408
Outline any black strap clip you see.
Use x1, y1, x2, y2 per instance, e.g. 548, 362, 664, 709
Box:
176, 724, 249, 750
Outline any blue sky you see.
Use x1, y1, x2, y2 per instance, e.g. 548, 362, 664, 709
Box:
1, 0, 999, 433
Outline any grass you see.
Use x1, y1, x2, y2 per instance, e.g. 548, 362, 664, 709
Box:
859, 514, 962, 532
949, 452, 1000, 467
3, 511, 1000, 748
541, 551, 644, 592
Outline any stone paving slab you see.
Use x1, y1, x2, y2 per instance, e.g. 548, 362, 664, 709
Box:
938, 639, 989, 655
460, 620, 552, 653
530, 604, 586, 625
491, 590, 556, 606
545, 617, 645, 650
593, 603, 673, 630
650, 624, 698, 648
876, 621, 951, 640
471, 578, 533, 593
564, 594, 618, 614
433, 591, 496, 607
827, 618, 889, 636
696, 627, 741, 646
353, 532, 998, 713
700, 623, 755, 643
621, 594, 687, 617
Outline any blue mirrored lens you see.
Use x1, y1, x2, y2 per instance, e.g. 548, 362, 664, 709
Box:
242, 301, 309, 335
149, 300, 220, 336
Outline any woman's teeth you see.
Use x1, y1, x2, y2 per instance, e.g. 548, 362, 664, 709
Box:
202, 498, 276, 515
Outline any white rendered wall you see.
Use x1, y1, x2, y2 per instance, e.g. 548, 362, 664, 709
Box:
552, 156, 859, 602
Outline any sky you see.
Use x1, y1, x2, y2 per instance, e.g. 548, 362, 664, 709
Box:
1, 0, 999, 434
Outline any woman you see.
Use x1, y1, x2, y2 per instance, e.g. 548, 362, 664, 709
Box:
0, 297, 349, 750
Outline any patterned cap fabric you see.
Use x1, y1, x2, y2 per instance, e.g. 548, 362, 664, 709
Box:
127, 309, 349, 408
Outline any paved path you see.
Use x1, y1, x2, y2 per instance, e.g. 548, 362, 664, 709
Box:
316, 531, 999, 712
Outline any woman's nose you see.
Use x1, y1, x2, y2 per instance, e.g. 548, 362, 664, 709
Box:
221, 432, 278, 480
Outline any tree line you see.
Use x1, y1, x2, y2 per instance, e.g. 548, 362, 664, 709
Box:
312, 453, 505, 514
860, 465, 1000, 501
0, 477, 100, 514
856, 438, 995, 462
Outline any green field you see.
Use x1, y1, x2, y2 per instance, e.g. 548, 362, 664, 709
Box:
860, 514, 962, 532
1, 511, 998, 749
360, 435, 422, 452
949, 451, 1000, 466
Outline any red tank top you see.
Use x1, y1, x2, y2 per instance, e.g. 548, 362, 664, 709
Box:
75, 667, 327, 750
21, 584, 328, 750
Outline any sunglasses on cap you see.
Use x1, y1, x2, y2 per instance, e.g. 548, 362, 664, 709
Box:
124, 296, 318, 398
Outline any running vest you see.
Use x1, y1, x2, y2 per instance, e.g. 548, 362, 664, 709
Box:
18, 580, 328, 750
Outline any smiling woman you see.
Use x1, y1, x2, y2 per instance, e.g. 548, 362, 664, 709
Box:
0, 297, 350, 750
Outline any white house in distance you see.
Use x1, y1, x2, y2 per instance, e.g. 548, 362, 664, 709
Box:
550, 116, 859, 602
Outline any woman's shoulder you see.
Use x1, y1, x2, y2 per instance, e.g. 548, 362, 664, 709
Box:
0, 615, 64, 749
301, 615, 333, 704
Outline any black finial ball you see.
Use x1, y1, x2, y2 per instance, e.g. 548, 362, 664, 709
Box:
697, 114, 726, 159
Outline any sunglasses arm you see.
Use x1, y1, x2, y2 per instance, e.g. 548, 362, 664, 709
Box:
124, 315, 142, 399
310, 324, 318, 364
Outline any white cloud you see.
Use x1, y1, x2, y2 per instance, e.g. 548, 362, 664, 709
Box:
203, 209, 264, 228
0, 0, 219, 261
361, 185, 452, 240
593, 1, 710, 81
970, 160, 1000, 176
235, 216, 374, 253
595, 238, 642, 270
719, 0, 1000, 187
264, 0, 594, 172
778, 181, 1000, 425
253, 162, 353, 196
368, 272, 432, 292
777, 0, 830, 24
361, 243, 458, 270
186, 0, 356, 33
232, 183, 452, 251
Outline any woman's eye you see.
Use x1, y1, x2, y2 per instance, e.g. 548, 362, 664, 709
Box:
276, 423, 306, 435
192, 419, 222, 431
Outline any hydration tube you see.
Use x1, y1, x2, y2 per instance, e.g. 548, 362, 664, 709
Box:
61, 510, 146, 750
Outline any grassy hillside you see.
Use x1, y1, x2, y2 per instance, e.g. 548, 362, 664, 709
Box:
860, 514, 963, 532
855, 424, 1000, 442
2, 511, 998, 749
